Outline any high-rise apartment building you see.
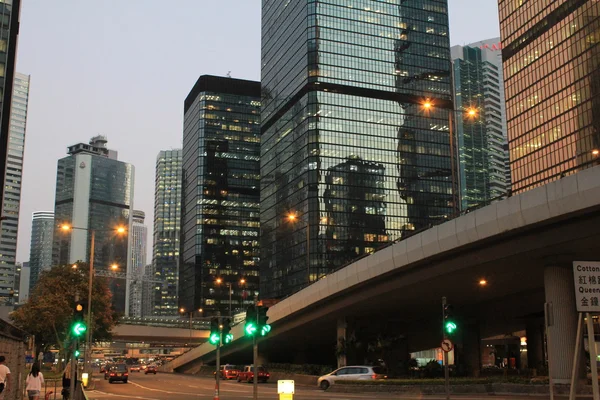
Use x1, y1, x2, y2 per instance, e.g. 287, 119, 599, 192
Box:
260, 0, 454, 298
152, 149, 182, 316
0, 0, 22, 207
28, 211, 54, 290
181, 76, 260, 315
52, 136, 134, 314
0, 72, 30, 303
129, 210, 147, 317
499, 1, 600, 192
451, 40, 510, 209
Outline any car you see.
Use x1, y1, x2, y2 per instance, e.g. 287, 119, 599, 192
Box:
237, 365, 269, 383
100, 364, 108, 373
129, 365, 141, 372
317, 366, 386, 390
145, 365, 157, 375
217, 365, 240, 380
106, 364, 129, 384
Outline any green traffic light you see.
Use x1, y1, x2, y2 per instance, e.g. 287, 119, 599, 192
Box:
245, 322, 257, 336
260, 324, 271, 336
224, 333, 234, 344
72, 322, 87, 337
74, 350, 80, 358
209, 332, 220, 345
445, 321, 457, 334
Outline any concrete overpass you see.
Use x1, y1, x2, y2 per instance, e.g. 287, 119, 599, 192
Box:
111, 324, 209, 345
163, 165, 600, 382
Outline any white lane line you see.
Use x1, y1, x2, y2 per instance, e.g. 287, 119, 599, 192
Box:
87, 390, 162, 400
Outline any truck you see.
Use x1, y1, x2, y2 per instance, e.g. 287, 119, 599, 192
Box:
237, 365, 270, 383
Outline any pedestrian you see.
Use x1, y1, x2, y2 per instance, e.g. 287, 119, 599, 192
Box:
61, 363, 72, 400
0, 356, 11, 399
25, 364, 44, 400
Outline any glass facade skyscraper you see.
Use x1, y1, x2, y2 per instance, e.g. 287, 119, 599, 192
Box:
500, 0, 600, 192
261, 0, 455, 298
181, 76, 261, 316
451, 41, 510, 209
153, 149, 182, 316
28, 211, 54, 291
0, 72, 29, 303
0, 0, 21, 210
129, 210, 147, 317
52, 136, 134, 314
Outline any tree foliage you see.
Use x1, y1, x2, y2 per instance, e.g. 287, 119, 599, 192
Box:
11, 264, 118, 354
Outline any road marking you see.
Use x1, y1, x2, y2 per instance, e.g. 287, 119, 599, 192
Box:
87, 390, 162, 400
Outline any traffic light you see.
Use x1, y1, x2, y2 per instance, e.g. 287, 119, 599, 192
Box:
71, 302, 87, 337
209, 317, 220, 345
74, 348, 80, 358
443, 304, 457, 336
222, 318, 233, 344
257, 306, 271, 336
245, 305, 257, 336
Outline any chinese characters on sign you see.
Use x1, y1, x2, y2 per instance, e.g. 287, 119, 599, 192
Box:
573, 261, 600, 312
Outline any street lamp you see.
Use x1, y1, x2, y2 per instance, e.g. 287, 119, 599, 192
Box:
421, 100, 479, 214
216, 277, 247, 317
179, 307, 203, 338
59, 223, 127, 377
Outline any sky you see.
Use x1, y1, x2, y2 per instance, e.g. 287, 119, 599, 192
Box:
14, 0, 501, 263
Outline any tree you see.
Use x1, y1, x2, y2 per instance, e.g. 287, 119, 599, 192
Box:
11, 264, 118, 365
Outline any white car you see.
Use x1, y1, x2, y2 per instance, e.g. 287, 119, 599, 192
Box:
317, 365, 386, 390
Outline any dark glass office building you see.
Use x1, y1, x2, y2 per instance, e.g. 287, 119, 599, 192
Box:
500, 0, 600, 192
28, 211, 54, 290
52, 136, 133, 314
261, 0, 455, 298
180, 76, 261, 316
153, 149, 182, 316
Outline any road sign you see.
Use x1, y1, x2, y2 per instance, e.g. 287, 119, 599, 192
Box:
441, 338, 454, 353
573, 261, 600, 312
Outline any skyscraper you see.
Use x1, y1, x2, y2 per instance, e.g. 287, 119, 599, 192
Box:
0, 72, 30, 303
152, 149, 182, 316
129, 210, 147, 317
261, 0, 454, 298
181, 76, 260, 316
28, 211, 54, 290
52, 136, 134, 314
451, 40, 510, 209
499, 1, 600, 192
0, 0, 22, 208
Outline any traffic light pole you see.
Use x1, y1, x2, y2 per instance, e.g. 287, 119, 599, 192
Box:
215, 314, 222, 400
84, 230, 95, 378
442, 297, 450, 400
69, 338, 77, 398
253, 302, 258, 400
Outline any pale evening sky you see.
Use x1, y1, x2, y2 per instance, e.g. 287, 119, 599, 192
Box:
15, 0, 501, 263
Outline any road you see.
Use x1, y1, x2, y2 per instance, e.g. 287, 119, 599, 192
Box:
85, 372, 588, 400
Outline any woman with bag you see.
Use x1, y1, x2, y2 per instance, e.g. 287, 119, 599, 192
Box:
25, 364, 44, 400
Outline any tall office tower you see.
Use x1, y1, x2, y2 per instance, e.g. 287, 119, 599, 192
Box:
52, 136, 134, 314
152, 149, 182, 316
451, 40, 510, 209
0, 0, 21, 208
499, 1, 600, 192
141, 264, 154, 317
0, 72, 30, 303
28, 211, 54, 290
129, 210, 147, 317
181, 76, 261, 316
261, 0, 454, 298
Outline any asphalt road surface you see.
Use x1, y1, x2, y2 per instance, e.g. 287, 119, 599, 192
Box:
85, 372, 589, 400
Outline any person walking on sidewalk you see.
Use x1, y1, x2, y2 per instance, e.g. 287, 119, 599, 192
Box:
25, 364, 44, 400
0, 356, 11, 399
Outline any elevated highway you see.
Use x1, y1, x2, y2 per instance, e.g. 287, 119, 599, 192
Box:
163, 165, 600, 382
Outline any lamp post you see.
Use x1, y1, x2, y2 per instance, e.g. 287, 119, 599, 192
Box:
179, 307, 203, 339
216, 278, 246, 317
60, 224, 126, 379
421, 101, 478, 215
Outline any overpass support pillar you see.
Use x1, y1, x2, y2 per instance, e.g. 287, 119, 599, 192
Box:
544, 265, 578, 384
525, 318, 544, 370
461, 321, 481, 377
336, 317, 355, 368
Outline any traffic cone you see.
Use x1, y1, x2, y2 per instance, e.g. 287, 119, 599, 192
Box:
213, 381, 219, 400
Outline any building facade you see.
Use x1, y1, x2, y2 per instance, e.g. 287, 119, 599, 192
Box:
28, 211, 54, 290
52, 136, 134, 314
17, 261, 29, 303
260, 0, 455, 298
152, 149, 182, 316
129, 210, 147, 317
0, 0, 21, 207
181, 76, 260, 315
499, 0, 600, 192
451, 41, 510, 209
0, 72, 30, 303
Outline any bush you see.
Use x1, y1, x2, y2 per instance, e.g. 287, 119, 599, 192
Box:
424, 360, 443, 378
265, 363, 333, 376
